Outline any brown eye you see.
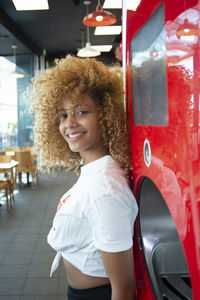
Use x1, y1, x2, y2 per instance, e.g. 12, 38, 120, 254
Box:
76, 110, 88, 116
57, 111, 68, 120
60, 113, 68, 120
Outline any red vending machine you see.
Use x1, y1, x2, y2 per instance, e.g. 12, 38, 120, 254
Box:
123, 0, 200, 299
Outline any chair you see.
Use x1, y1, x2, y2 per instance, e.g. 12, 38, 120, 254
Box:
21, 146, 33, 152
21, 146, 37, 156
21, 146, 37, 163
0, 156, 13, 208
5, 147, 20, 152
14, 151, 39, 189
0, 155, 11, 163
0, 181, 10, 209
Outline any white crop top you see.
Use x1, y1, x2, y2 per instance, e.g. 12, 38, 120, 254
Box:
47, 155, 138, 277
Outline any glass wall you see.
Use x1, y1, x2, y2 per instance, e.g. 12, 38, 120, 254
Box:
0, 54, 33, 150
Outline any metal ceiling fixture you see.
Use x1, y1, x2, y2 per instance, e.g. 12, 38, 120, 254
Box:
77, 1, 100, 57
83, 0, 116, 27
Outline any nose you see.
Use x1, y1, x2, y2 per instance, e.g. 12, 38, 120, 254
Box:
63, 111, 77, 128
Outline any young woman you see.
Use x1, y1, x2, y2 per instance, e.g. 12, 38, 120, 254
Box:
30, 55, 138, 300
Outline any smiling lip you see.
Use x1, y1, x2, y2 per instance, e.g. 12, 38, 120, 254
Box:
66, 132, 86, 141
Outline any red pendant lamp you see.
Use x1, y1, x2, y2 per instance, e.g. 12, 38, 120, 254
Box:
83, 0, 116, 27
176, 18, 199, 39
176, 0, 199, 39
77, 3, 100, 57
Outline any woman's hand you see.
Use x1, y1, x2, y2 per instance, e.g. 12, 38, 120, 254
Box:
101, 248, 136, 300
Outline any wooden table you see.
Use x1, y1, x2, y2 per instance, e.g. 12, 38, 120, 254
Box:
0, 161, 19, 207
0, 161, 19, 182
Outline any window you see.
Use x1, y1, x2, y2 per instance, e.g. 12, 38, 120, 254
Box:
130, 4, 168, 126
0, 54, 33, 150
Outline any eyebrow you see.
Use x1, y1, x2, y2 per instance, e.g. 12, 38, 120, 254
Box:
56, 108, 66, 113
57, 104, 92, 111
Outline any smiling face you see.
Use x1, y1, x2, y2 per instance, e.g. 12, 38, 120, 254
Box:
58, 94, 108, 165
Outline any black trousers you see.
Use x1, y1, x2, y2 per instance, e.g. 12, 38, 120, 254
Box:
67, 284, 112, 300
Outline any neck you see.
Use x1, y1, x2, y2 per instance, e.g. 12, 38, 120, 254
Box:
81, 147, 109, 165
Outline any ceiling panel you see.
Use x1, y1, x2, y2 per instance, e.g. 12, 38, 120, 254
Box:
0, 0, 122, 61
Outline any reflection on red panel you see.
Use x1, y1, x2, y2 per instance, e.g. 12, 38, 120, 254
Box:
124, 0, 200, 299
166, 6, 200, 64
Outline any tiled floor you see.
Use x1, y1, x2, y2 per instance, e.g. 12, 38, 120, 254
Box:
0, 170, 77, 300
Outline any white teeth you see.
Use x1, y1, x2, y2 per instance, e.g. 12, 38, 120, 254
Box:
68, 133, 83, 138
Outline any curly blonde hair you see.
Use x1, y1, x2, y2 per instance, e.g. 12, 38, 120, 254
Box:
29, 55, 130, 173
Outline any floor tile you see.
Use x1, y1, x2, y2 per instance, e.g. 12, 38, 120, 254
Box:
27, 264, 59, 278
0, 242, 10, 253
3, 252, 33, 265
34, 240, 53, 252
13, 234, 39, 243
0, 227, 18, 236
0, 278, 25, 295
23, 278, 59, 295
23, 214, 45, 222
0, 265, 29, 278
21, 296, 57, 300
0, 297, 20, 300
36, 233, 51, 243
58, 278, 68, 295
17, 226, 41, 235
8, 241, 36, 253
31, 251, 55, 264
0, 253, 6, 264
58, 296, 68, 300
59, 262, 66, 278
39, 226, 51, 235
0, 171, 77, 298
20, 220, 43, 227
0, 220, 22, 228
0, 233, 15, 243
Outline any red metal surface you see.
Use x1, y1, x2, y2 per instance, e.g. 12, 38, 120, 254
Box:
124, 0, 200, 299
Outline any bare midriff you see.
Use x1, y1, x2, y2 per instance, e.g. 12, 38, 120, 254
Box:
63, 258, 110, 289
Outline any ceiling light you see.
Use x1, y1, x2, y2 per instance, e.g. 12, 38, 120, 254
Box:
103, 0, 141, 10
94, 26, 121, 35
77, 42, 101, 57
12, 0, 49, 11
91, 45, 113, 52
176, 18, 199, 39
11, 45, 24, 78
127, 0, 141, 11
83, 0, 116, 27
103, 0, 122, 9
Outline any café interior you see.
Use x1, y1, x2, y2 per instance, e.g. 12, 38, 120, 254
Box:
0, 0, 123, 298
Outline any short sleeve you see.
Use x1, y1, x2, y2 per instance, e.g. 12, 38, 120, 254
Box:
86, 193, 137, 252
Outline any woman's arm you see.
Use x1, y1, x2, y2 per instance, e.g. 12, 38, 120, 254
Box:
101, 248, 136, 300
